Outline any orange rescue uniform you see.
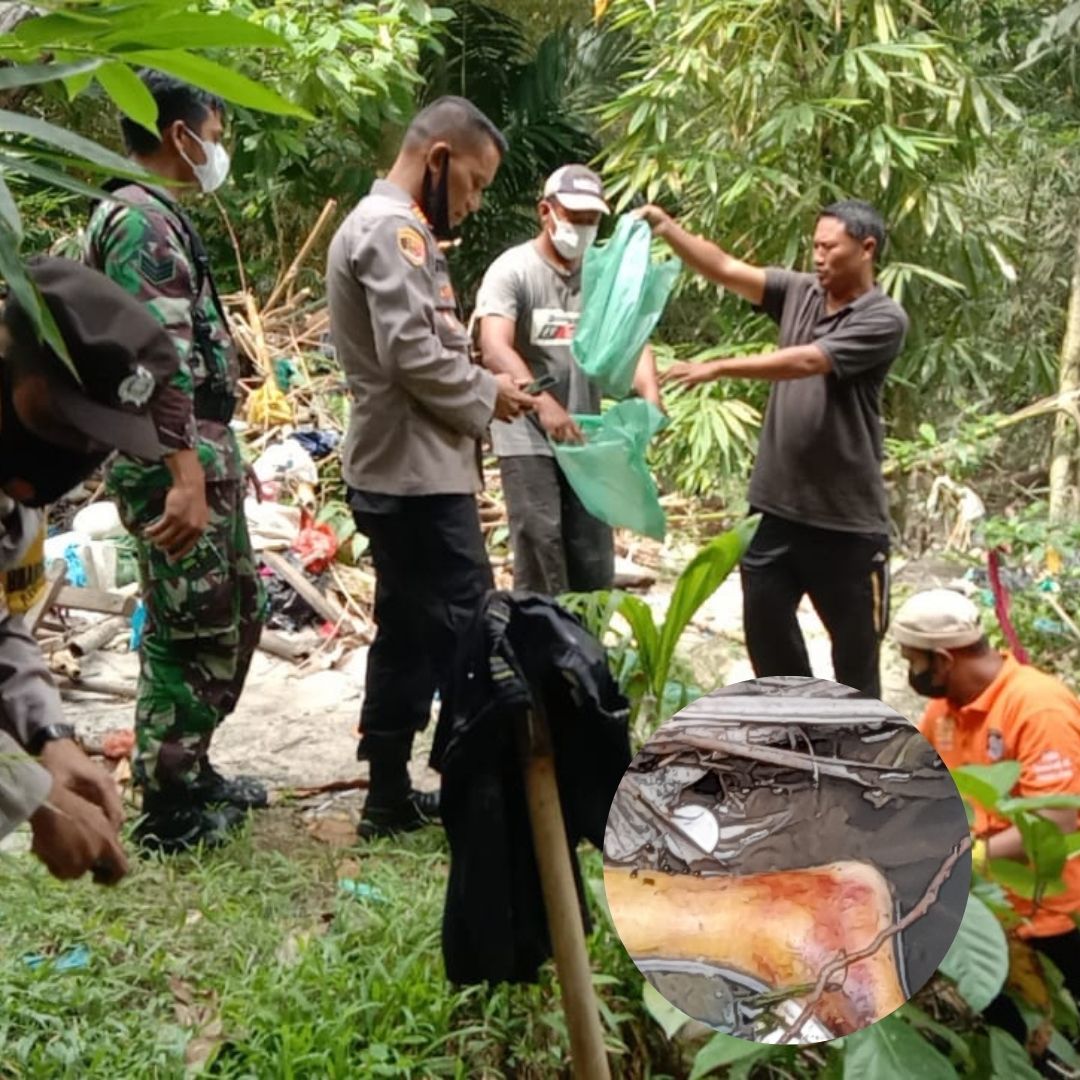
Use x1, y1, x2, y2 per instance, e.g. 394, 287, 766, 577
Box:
919, 654, 1080, 938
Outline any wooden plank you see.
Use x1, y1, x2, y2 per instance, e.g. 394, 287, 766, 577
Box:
27, 560, 68, 632
56, 677, 137, 700
69, 616, 128, 659
54, 586, 138, 617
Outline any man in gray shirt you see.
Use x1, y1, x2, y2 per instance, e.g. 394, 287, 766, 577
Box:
474, 165, 661, 594
327, 97, 535, 839
638, 200, 908, 697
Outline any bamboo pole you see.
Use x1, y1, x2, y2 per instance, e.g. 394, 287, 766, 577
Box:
519, 707, 611, 1080
263, 199, 338, 314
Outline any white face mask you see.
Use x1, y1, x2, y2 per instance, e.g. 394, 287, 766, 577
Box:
179, 127, 230, 194
549, 213, 599, 261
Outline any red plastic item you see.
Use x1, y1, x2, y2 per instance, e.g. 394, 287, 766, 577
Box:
292, 521, 339, 574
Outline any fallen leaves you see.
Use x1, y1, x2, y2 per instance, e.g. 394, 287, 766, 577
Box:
304, 814, 356, 847
168, 976, 225, 1072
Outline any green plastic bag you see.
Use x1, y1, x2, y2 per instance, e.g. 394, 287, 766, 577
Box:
572, 215, 681, 399
551, 399, 669, 540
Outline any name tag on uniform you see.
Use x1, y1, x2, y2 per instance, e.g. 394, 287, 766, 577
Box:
530, 308, 578, 346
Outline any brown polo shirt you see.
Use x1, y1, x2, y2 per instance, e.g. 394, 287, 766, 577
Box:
748, 269, 908, 535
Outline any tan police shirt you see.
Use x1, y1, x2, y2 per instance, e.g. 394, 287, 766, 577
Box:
327, 179, 498, 496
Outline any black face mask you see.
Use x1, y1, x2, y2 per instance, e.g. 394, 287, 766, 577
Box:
0, 376, 107, 507
420, 150, 452, 242
908, 655, 949, 699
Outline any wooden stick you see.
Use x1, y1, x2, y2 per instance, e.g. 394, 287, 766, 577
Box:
54, 586, 138, 617
56, 677, 137, 700
27, 560, 68, 633
260, 551, 353, 634
68, 616, 128, 659
263, 199, 338, 314
519, 707, 611, 1080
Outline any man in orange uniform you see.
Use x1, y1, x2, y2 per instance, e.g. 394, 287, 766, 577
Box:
892, 587, 1080, 1043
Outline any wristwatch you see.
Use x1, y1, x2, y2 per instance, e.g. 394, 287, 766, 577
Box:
27, 723, 77, 756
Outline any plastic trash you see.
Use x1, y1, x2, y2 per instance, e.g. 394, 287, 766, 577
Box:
339, 880, 388, 904
73, 501, 124, 540
550, 398, 669, 540
130, 601, 147, 651
293, 522, 339, 574
244, 498, 303, 552
23, 945, 91, 972
572, 215, 681, 399
252, 440, 319, 502
289, 430, 340, 460
62, 542, 88, 587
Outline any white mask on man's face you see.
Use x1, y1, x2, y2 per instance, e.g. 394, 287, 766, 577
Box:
549, 211, 599, 261
178, 127, 231, 194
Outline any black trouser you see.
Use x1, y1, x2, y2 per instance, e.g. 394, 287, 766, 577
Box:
350, 492, 492, 803
499, 455, 615, 596
983, 929, 1080, 1049
739, 510, 890, 698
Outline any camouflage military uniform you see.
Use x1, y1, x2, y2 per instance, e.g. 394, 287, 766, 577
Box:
85, 183, 267, 797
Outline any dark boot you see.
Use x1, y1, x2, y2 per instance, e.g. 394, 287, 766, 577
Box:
357, 735, 439, 840
134, 789, 246, 856
191, 760, 268, 810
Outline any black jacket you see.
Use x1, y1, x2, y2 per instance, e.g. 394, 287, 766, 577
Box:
431, 591, 631, 984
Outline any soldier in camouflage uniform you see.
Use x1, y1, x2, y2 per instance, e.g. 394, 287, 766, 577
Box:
84, 71, 268, 854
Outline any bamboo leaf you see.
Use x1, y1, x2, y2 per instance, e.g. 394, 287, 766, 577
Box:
0, 58, 103, 91
98, 13, 285, 50
0, 173, 22, 242
120, 50, 313, 120
0, 109, 137, 173
95, 62, 159, 135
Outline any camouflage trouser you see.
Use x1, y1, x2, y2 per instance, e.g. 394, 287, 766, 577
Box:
110, 472, 267, 795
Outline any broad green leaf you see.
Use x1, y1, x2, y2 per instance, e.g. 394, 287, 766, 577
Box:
952, 762, 1021, 810
95, 62, 159, 135
641, 981, 691, 1039
987, 858, 1065, 900
0, 109, 137, 173
938, 893, 1008, 1012
1015, 813, 1067, 884
689, 1033, 773, 1079
655, 515, 759, 693
843, 1016, 957, 1080
9, 12, 112, 49
0, 222, 73, 372
615, 593, 660, 683
0, 58, 103, 91
0, 173, 22, 241
98, 13, 285, 50
997, 795, 1080, 814
988, 1027, 1041, 1080
897, 1004, 974, 1068
120, 50, 314, 120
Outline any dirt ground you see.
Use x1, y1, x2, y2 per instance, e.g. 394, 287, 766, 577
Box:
57, 551, 966, 802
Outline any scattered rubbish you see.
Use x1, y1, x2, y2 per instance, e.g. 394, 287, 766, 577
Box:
72, 501, 124, 540
23, 945, 91, 972
339, 880, 388, 904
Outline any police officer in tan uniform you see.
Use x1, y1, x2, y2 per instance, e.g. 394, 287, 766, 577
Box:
1, 257, 197, 883
327, 96, 535, 839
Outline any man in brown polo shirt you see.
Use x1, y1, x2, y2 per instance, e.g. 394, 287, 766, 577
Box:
637, 200, 908, 696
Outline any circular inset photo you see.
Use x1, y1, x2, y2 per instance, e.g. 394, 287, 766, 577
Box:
602, 676, 971, 1045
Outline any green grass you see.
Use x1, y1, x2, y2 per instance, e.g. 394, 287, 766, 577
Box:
0, 810, 678, 1079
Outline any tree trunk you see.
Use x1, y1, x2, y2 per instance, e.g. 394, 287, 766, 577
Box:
1049, 221, 1080, 525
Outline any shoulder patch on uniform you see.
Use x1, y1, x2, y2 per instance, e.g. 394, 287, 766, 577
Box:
139, 249, 177, 286
397, 226, 427, 268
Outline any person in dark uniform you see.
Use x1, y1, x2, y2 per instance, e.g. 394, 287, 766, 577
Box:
0, 256, 200, 883
326, 97, 536, 839
637, 199, 908, 698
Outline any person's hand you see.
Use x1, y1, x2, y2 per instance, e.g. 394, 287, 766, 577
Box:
632, 204, 674, 237
535, 394, 585, 444
144, 479, 209, 560
245, 462, 263, 504
29, 784, 129, 885
39, 738, 123, 830
493, 373, 537, 422
659, 360, 718, 389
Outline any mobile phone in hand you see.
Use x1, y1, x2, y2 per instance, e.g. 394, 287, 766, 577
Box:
523, 373, 557, 394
